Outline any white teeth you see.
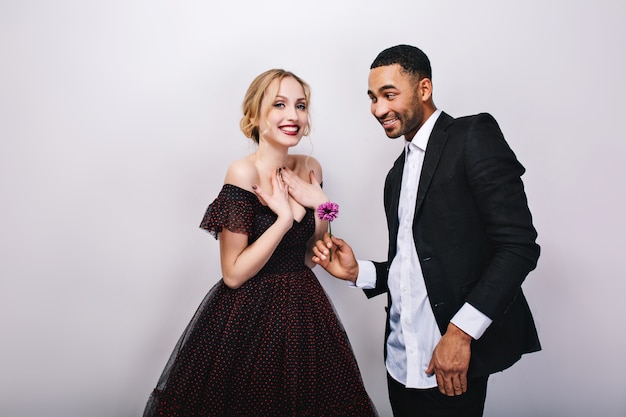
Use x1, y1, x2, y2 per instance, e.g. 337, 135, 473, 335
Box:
383, 118, 397, 126
281, 126, 298, 132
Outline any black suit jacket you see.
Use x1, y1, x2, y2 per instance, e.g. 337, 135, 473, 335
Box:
365, 112, 541, 378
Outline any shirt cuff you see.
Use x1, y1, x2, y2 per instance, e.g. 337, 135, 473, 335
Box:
450, 303, 493, 340
346, 260, 377, 289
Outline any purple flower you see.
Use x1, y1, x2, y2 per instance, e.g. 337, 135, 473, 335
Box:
316, 202, 339, 222
316, 202, 339, 261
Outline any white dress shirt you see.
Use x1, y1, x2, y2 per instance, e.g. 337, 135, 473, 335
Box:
354, 109, 492, 389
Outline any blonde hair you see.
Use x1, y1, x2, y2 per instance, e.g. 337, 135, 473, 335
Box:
240, 69, 312, 143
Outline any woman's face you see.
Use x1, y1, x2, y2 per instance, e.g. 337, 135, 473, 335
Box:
257, 76, 308, 148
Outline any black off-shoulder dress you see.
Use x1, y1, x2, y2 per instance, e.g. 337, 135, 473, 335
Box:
143, 184, 377, 417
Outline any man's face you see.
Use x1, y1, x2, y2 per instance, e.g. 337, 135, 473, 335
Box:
367, 64, 425, 141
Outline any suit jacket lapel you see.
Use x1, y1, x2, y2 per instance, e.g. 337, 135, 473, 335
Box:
415, 112, 453, 214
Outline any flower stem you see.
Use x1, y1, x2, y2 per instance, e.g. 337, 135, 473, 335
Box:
329, 222, 332, 262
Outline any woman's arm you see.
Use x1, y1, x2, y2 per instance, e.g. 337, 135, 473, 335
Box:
219, 164, 293, 289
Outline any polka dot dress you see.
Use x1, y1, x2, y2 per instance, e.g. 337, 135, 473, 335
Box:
143, 184, 378, 417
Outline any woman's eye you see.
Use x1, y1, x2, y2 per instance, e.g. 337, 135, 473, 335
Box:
296, 103, 306, 111
274, 102, 285, 108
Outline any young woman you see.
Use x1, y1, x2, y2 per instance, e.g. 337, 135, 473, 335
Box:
143, 69, 377, 416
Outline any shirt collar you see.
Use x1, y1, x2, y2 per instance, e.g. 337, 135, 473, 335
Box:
404, 109, 442, 155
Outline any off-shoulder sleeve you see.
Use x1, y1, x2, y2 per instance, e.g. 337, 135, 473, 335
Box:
199, 184, 256, 239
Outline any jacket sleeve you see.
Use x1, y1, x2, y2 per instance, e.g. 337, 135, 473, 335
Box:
363, 261, 390, 299
462, 113, 540, 321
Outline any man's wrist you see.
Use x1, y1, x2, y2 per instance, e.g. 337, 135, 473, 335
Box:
447, 322, 473, 342
348, 264, 359, 283
350, 260, 376, 289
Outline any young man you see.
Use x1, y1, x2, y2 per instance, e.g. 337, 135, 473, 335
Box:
312, 44, 541, 417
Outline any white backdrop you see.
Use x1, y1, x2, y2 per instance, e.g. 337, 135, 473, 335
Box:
1, 1, 625, 416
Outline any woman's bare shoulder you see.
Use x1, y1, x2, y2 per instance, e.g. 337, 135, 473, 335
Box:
223, 155, 258, 191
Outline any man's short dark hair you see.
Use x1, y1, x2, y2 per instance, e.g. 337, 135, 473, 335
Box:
370, 44, 432, 80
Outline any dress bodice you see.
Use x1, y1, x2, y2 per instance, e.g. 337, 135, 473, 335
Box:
200, 184, 315, 275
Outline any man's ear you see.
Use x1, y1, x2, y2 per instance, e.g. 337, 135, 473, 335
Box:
418, 78, 433, 102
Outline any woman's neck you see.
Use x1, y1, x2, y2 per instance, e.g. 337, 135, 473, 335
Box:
254, 142, 289, 174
